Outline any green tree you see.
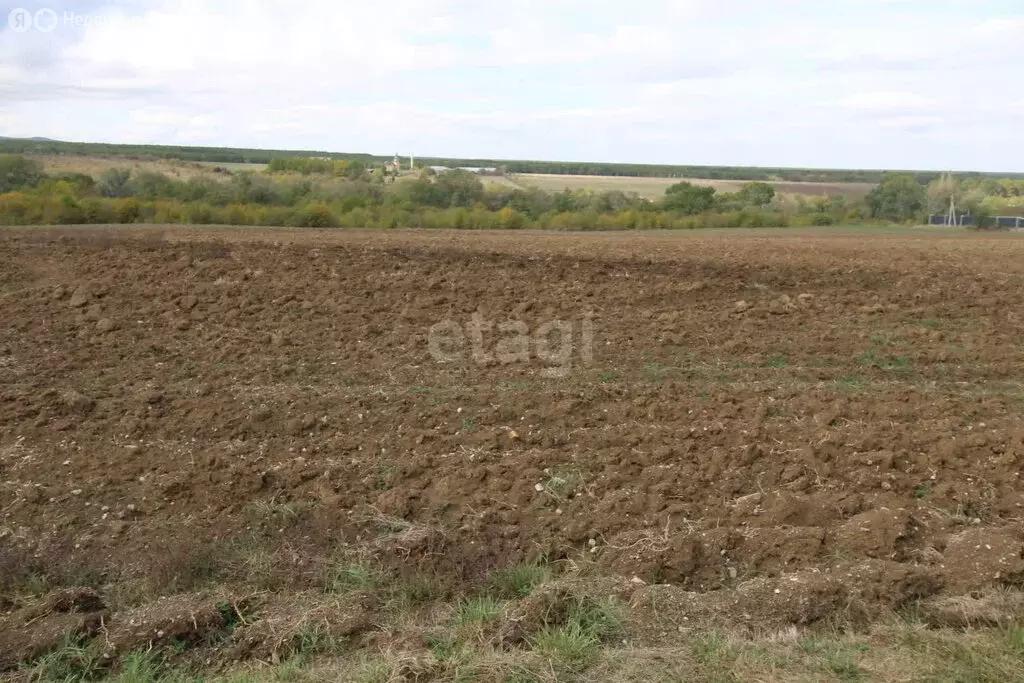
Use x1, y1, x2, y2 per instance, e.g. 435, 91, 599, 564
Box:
0, 155, 44, 192
99, 168, 133, 198
738, 182, 775, 207
343, 160, 369, 181
867, 173, 926, 221
435, 169, 485, 208
553, 189, 578, 212
131, 171, 174, 199
48, 172, 95, 195
926, 173, 958, 214
663, 181, 716, 214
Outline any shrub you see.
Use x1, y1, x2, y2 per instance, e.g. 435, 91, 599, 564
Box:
0, 191, 34, 224
0, 155, 45, 192
79, 197, 116, 224
147, 200, 184, 223
291, 202, 337, 228
99, 168, 133, 198
497, 206, 524, 229
131, 171, 174, 199
259, 206, 294, 226
222, 203, 259, 225
112, 198, 141, 223
48, 195, 85, 224
663, 181, 717, 214
184, 201, 216, 224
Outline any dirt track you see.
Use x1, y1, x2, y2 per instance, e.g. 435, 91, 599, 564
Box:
1, 225, 1023, 675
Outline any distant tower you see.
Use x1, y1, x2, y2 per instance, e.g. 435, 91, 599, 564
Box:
409, 154, 414, 171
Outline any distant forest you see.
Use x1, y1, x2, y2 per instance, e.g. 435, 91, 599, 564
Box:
3, 137, 1023, 184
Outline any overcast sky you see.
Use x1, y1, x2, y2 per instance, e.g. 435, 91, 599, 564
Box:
1, 0, 1022, 171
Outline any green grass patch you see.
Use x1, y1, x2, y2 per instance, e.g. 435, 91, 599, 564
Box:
23, 637, 106, 681
530, 596, 625, 673
490, 561, 554, 598
894, 624, 1024, 682
689, 632, 742, 682
798, 636, 869, 682
384, 574, 440, 613
531, 620, 600, 671
454, 596, 503, 626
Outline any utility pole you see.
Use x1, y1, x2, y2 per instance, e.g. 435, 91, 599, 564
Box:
945, 172, 957, 227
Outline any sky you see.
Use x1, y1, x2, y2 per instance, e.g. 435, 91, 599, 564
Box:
1, 0, 1022, 171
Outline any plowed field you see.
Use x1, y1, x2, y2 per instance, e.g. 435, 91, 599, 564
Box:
1, 226, 1023, 682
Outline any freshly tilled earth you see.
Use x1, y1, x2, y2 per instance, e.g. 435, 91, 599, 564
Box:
1, 226, 1023, 674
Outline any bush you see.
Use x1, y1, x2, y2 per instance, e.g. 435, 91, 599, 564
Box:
259, 206, 294, 226
112, 198, 141, 223
50, 195, 85, 224
497, 207, 524, 229
0, 155, 44, 192
0, 191, 34, 224
185, 202, 216, 224
44, 173, 95, 196
340, 207, 370, 228
222, 203, 259, 225
79, 197, 116, 224
131, 171, 174, 199
738, 182, 776, 207
793, 212, 835, 227
99, 168, 133, 198
151, 200, 185, 224
868, 173, 926, 220
291, 203, 337, 228
663, 181, 717, 214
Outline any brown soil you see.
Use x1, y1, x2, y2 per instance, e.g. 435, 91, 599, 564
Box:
1, 225, 1024, 675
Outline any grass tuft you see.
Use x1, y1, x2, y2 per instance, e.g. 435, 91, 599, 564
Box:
454, 596, 503, 626
25, 637, 106, 682
529, 596, 625, 673
491, 561, 554, 598
530, 620, 600, 671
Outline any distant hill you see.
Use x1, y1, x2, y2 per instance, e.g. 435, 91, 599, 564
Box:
0, 136, 61, 142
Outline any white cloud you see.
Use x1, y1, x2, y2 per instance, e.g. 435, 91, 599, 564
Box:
835, 92, 939, 111
0, 0, 1022, 170
973, 18, 1024, 35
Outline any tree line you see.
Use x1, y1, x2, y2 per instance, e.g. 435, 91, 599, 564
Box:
0, 154, 1019, 230
4, 137, 1023, 184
